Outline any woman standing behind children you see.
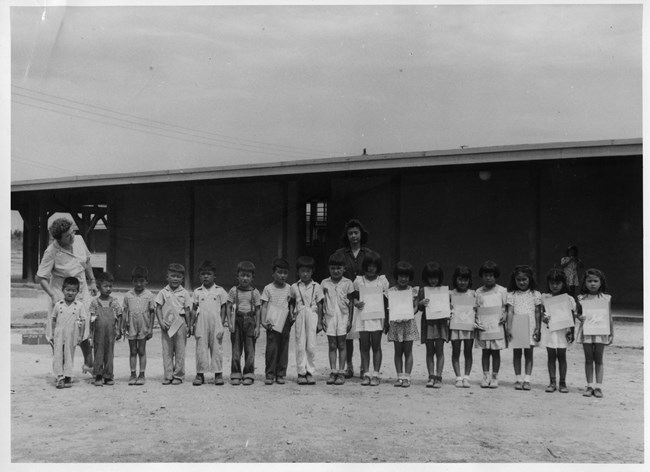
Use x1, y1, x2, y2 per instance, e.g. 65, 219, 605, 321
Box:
576, 268, 613, 398
540, 268, 576, 393
475, 260, 507, 389
321, 252, 355, 385
449, 266, 476, 388
418, 262, 449, 388
561, 245, 584, 298
89, 271, 123, 387
353, 250, 389, 386
505, 265, 542, 391
122, 266, 155, 386
387, 261, 419, 388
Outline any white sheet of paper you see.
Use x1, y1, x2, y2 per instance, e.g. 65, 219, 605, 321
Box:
388, 290, 414, 321
450, 295, 475, 331
510, 314, 530, 348
544, 294, 575, 331
266, 304, 289, 333
424, 286, 450, 320
581, 298, 611, 336
478, 306, 503, 340
359, 286, 385, 320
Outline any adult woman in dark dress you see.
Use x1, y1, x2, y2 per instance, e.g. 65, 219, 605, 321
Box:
333, 219, 373, 379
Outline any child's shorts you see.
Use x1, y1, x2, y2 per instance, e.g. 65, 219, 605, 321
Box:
127, 313, 150, 341
325, 311, 349, 337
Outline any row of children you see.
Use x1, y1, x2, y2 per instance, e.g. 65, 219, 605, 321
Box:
50, 251, 613, 398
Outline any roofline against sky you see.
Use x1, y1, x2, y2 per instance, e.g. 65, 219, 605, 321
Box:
11, 138, 642, 192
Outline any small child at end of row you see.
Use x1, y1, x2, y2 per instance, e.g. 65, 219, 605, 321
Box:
90, 271, 123, 387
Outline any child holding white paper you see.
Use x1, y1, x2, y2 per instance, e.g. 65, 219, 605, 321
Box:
321, 252, 355, 385
353, 250, 389, 386
505, 265, 542, 391
261, 258, 293, 385
576, 268, 613, 398
475, 260, 507, 389
541, 268, 576, 393
387, 261, 419, 388
291, 256, 324, 385
418, 262, 450, 388
450, 266, 476, 388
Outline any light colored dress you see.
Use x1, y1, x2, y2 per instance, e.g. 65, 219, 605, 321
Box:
541, 293, 577, 349
450, 289, 476, 341
506, 289, 542, 347
576, 293, 613, 345
475, 284, 507, 350
387, 286, 419, 342
353, 275, 389, 332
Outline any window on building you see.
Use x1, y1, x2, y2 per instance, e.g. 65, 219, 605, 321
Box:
305, 200, 328, 246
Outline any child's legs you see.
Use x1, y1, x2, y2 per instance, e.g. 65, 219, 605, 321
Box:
463, 339, 474, 376
161, 329, 174, 380
294, 309, 307, 375
230, 316, 244, 378
434, 339, 445, 377
393, 341, 405, 374
242, 315, 257, 378
513, 348, 523, 375
583, 343, 595, 384
104, 338, 115, 379
403, 341, 414, 375
304, 310, 318, 374
277, 322, 292, 377
195, 334, 209, 374
370, 330, 383, 374
451, 340, 462, 377
524, 347, 534, 376
557, 348, 567, 381
172, 323, 187, 379
345, 339, 355, 370
63, 341, 75, 378
129, 339, 139, 372
137, 339, 147, 372
92, 323, 107, 377
481, 349, 491, 373
359, 332, 371, 376
546, 347, 557, 379
209, 330, 224, 374
265, 329, 279, 377
593, 343, 605, 384
491, 350, 501, 374
327, 336, 339, 371
336, 335, 347, 372
425, 341, 436, 377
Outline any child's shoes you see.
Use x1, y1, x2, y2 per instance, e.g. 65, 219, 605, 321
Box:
394, 378, 404, 387
402, 378, 411, 388
326, 373, 337, 385
56, 377, 65, 389
489, 378, 499, 389
514, 381, 523, 390
128, 373, 138, 386
522, 381, 531, 391
104, 378, 114, 386
275, 376, 285, 385
344, 367, 354, 379
361, 376, 371, 386
426, 378, 435, 388
214, 373, 224, 385
230, 378, 242, 386
462, 378, 471, 388
193, 374, 204, 386
545, 382, 557, 393
583, 386, 594, 397
455, 379, 463, 388
334, 374, 345, 386
481, 376, 490, 388
162, 378, 172, 385
94, 375, 103, 387
432, 376, 442, 388
64, 377, 72, 388
242, 378, 254, 386
135, 373, 146, 385
297, 375, 307, 385
305, 373, 315, 385
265, 376, 274, 385
171, 378, 182, 385
558, 382, 568, 393
370, 376, 380, 387
593, 387, 603, 398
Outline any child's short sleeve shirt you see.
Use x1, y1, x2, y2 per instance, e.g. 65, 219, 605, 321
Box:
321, 277, 354, 317
228, 286, 261, 313
154, 285, 192, 315
261, 283, 292, 310
291, 281, 325, 311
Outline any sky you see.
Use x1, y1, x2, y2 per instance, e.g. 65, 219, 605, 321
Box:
7, 2, 643, 184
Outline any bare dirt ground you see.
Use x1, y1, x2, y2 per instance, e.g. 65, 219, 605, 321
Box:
9, 289, 644, 464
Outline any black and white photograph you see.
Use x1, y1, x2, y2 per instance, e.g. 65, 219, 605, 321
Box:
5, 0, 644, 467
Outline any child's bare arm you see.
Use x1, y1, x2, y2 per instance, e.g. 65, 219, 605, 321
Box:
260, 301, 271, 330
317, 301, 324, 333
226, 301, 235, 333
155, 304, 167, 330
220, 303, 228, 329
505, 305, 514, 339
254, 305, 261, 338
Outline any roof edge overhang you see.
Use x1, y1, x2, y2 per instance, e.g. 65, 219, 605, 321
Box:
11, 138, 642, 192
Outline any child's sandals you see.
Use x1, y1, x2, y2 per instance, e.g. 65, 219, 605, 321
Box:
394, 378, 404, 387
361, 375, 371, 386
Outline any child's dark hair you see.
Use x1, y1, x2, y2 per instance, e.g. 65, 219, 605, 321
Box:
328, 251, 346, 267
393, 261, 414, 282
198, 260, 217, 274
272, 258, 290, 272
421, 262, 443, 286
62, 277, 80, 290
580, 268, 608, 295
546, 268, 568, 294
451, 265, 473, 290
508, 265, 537, 292
167, 263, 186, 274
361, 250, 382, 274
566, 245, 578, 256
340, 219, 369, 247
237, 261, 255, 275
478, 260, 500, 278
131, 266, 149, 280
296, 256, 315, 271
96, 271, 114, 284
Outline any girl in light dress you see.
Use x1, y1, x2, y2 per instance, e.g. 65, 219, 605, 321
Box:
576, 268, 613, 399
540, 268, 576, 393
505, 265, 542, 391
449, 266, 476, 388
352, 250, 389, 386
387, 261, 419, 388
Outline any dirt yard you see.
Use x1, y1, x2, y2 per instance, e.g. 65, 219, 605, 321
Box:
9, 289, 644, 464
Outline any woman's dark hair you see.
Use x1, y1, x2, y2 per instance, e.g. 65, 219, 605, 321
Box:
421, 262, 444, 286
579, 268, 608, 295
393, 261, 414, 282
361, 250, 382, 274
451, 265, 473, 290
546, 268, 568, 294
49, 218, 74, 241
478, 260, 500, 278
507, 265, 537, 292
340, 219, 369, 247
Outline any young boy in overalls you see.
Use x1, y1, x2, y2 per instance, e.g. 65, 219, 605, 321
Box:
90, 271, 123, 386
155, 263, 192, 385
227, 261, 261, 385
